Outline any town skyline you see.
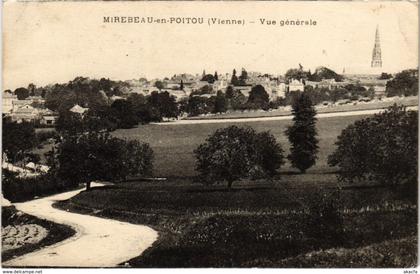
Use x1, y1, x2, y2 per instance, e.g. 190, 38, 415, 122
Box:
3, 1, 418, 91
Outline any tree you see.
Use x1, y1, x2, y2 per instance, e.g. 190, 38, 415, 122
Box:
111, 99, 140, 128
148, 91, 179, 119
385, 69, 418, 97
247, 85, 270, 110
229, 89, 247, 110
180, 80, 184, 90
55, 132, 154, 190
231, 69, 239, 86
225, 86, 234, 99
214, 71, 219, 81
379, 72, 392, 80
201, 74, 216, 84
285, 68, 311, 81
213, 90, 227, 113
154, 80, 165, 91
328, 105, 417, 185
194, 126, 285, 189
2, 118, 36, 162
309, 67, 343, 82
14, 87, 30, 100
239, 68, 248, 85
186, 96, 212, 116
28, 83, 36, 96
286, 93, 319, 173
55, 110, 86, 136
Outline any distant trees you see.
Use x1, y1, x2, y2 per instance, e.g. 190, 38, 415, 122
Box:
54, 132, 154, 190
231, 69, 239, 86
247, 85, 270, 110
14, 87, 30, 100
111, 100, 140, 129
185, 96, 213, 116
328, 105, 417, 185
378, 72, 392, 80
309, 67, 344, 82
285, 68, 311, 81
286, 93, 319, 173
213, 90, 227, 113
385, 69, 418, 97
147, 91, 179, 119
195, 126, 284, 189
2, 118, 36, 162
201, 74, 216, 84
154, 80, 165, 90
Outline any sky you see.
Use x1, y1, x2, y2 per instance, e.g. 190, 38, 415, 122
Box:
3, 1, 418, 90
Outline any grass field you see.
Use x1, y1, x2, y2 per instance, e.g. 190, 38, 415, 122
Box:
55, 110, 417, 267
112, 114, 370, 177
56, 178, 417, 267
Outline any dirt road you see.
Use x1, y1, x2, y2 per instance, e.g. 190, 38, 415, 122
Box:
3, 183, 158, 267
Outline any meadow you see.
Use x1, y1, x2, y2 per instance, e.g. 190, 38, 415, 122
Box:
55, 112, 417, 267
112, 114, 370, 177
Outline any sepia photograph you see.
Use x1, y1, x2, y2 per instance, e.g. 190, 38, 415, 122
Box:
1, 0, 418, 270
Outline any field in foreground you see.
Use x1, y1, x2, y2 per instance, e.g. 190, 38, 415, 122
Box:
112, 114, 372, 177
1, 206, 75, 263
56, 176, 417, 268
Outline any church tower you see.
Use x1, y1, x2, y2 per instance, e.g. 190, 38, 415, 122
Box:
371, 25, 382, 68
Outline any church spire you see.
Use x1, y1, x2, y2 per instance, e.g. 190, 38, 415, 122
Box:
371, 25, 382, 68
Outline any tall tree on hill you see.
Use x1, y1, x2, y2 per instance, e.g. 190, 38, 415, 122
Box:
180, 80, 184, 90
239, 68, 248, 84
231, 69, 239, 86
213, 90, 227, 113
286, 93, 319, 173
214, 71, 219, 81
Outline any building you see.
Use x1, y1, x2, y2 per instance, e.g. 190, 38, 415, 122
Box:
288, 79, 304, 92
371, 25, 382, 68
2, 92, 17, 114
12, 99, 33, 112
10, 105, 40, 123
40, 109, 59, 126
305, 79, 348, 90
70, 104, 89, 115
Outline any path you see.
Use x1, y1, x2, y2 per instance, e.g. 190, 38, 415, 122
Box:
3, 183, 158, 267
153, 106, 418, 125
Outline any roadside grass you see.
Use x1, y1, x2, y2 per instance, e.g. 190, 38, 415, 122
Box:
1, 206, 76, 263
55, 175, 417, 267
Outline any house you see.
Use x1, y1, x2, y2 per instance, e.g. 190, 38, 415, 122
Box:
288, 79, 304, 92
70, 104, 89, 115
12, 99, 33, 112
40, 109, 59, 126
10, 104, 40, 123
2, 92, 17, 114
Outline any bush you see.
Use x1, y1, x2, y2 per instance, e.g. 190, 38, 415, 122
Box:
54, 132, 154, 190
385, 69, 418, 97
2, 169, 77, 202
194, 126, 285, 188
36, 130, 58, 144
2, 118, 37, 163
328, 105, 418, 185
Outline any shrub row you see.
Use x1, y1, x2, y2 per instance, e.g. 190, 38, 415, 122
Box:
2, 170, 78, 202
